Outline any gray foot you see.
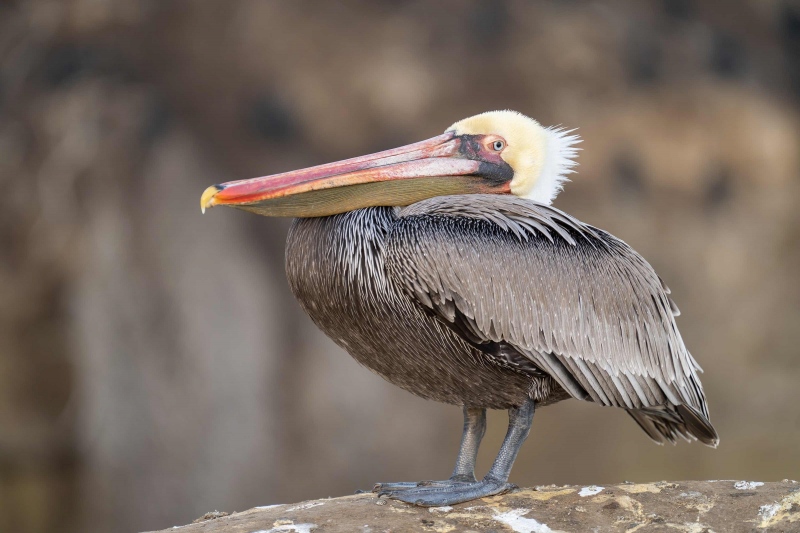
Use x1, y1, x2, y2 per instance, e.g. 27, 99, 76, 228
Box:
372, 474, 476, 493
377, 477, 516, 506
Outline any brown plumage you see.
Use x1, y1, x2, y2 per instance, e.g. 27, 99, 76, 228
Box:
201, 110, 718, 506
286, 196, 717, 446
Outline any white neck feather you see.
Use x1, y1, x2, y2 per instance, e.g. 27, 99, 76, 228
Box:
524, 126, 581, 205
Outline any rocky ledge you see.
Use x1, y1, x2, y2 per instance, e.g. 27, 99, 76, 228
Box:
148, 480, 799, 533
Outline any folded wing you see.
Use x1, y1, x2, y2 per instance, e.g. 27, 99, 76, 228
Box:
385, 194, 718, 446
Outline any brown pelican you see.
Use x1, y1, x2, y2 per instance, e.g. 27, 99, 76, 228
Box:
200, 110, 718, 506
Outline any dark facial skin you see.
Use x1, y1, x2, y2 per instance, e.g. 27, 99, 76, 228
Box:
455, 133, 514, 187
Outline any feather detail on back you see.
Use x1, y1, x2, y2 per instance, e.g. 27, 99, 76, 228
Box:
389, 194, 718, 447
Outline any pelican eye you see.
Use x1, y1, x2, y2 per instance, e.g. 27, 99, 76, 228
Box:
492, 140, 505, 151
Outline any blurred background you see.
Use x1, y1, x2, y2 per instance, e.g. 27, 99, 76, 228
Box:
1, 1, 799, 532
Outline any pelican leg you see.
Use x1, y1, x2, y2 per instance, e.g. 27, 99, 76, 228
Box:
370, 406, 486, 493
378, 398, 535, 506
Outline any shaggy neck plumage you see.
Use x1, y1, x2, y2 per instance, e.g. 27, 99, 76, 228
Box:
523, 126, 580, 205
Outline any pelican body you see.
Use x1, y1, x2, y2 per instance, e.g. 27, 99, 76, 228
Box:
201, 111, 717, 506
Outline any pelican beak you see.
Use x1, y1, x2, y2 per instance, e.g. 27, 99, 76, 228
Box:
200, 132, 509, 217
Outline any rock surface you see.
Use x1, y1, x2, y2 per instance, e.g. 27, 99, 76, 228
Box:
148, 480, 799, 533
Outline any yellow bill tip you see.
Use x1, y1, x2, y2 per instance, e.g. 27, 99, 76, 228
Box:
200, 185, 222, 214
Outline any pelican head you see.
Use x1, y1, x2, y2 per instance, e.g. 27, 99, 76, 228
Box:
447, 111, 580, 205
201, 110, 580, 217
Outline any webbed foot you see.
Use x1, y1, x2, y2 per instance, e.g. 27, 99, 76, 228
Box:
377, 477, 516, 506
371, 474, 476, 493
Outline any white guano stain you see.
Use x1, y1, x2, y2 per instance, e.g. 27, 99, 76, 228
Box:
285, 501, 324, 512
251, 524, 317, 533
733, 481, 764, 490
578, 486, 604, 497
757, 489, 800, 528
759, 503, 781, 522
493, 508, 556, 533
256, 504, 285, 510
429, 506, 453, 513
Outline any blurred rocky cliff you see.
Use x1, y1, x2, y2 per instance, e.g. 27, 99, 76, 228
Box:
0, 1, 798, 532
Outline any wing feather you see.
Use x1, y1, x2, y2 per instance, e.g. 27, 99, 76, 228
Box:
386, 195, 718, 446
